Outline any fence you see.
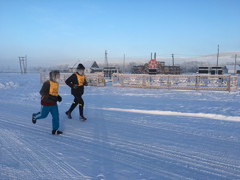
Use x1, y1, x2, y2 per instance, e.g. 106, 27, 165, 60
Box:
112, 73, 239, 92
40, 72, 105, 87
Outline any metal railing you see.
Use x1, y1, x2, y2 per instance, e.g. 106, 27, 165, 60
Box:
112, 73, 239, 92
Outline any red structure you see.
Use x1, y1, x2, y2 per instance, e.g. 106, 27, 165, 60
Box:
148, 59, 158, 69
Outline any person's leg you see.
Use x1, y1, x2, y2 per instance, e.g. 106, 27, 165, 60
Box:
66, 97, 78, 119
35, 106, 50, 120
32, 106, 50, 124
33, 112, 41, 117
77, 96, 87, 120
50, 105, 59, 130
68, 97, 78, 112
50, 105, 62, 135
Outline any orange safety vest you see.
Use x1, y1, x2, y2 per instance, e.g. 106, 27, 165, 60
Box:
49, 80, 59, 96
76, 73, 85, 86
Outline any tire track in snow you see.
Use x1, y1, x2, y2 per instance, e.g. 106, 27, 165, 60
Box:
1, 116, 185, 179
3, 119, 238, 179
1, 117, 188, 179
1, 114, 240, 179
0, 119, 90, 180
0, 129, 64, 179
55, 128, 240, 179
102, 116, 240, 177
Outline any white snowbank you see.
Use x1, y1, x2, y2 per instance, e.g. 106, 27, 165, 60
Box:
99, 108, 240, 122
0, 81, 19, 89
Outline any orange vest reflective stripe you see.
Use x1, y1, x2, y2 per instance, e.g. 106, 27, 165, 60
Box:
76, 73, 85, 86
49, 80, 59, 96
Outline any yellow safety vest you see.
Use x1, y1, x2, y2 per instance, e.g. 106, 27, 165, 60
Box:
76, 73, 85, 86
49, 80, 59, 96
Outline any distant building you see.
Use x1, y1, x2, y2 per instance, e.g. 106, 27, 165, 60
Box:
224, 65, 240, 74
103, 66, 120, 78
90, 61, 103, 73
198, 66, 223, 75
68, 61, 102, 73
132, 65, 148, 74
163, 66, 181, 74
131, 60, 181, 75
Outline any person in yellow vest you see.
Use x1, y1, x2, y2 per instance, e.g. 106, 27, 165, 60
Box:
32, 70, 63, 135
65, 64, 88, 121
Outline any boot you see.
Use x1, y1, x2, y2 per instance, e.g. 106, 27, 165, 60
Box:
66, 102, 77, 119
80, 116, 87, 121
32, 114, 36, 124
52, 129, 63, 135
65, 111, 72, 119
79, 104, 87, 121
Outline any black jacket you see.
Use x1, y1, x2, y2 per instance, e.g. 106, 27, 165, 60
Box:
65, 73, 87, 96
40, 81, 59, 105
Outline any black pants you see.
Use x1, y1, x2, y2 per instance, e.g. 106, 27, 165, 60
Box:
68, 95, 84, 117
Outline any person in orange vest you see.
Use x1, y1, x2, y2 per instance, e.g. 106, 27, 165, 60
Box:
32, 70, 63, 135
65, 64, 88, 121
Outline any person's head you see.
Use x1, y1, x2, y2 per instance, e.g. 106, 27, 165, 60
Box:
76, 64, 85, 75
49, 70, 60, 82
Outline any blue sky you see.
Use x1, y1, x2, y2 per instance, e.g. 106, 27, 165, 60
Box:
0, 0, 239, 67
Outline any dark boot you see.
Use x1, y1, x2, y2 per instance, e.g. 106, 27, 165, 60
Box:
80, 116, 87, 121
66, 102, 77, 119
79, 104, 87, 121
32, 114, 36, 124
52, 129, 63, 135
65, 111, 72, 119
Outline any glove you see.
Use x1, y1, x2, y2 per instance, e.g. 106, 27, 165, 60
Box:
57, 95, 62, 102
48, 95, 58, 101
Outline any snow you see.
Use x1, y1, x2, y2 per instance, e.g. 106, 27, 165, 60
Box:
0, 73, 240, 180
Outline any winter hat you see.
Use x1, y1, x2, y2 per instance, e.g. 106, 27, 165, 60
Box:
49, 70, 60, 82
77, 64, 85, 70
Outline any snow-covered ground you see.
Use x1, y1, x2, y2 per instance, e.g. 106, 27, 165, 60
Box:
0, 73, 240, 180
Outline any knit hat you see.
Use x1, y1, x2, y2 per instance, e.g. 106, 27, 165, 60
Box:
77, 64, 85, 70
49, 70, 60, 82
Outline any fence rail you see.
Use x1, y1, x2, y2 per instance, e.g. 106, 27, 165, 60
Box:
112, 73, 239, 92
40, 72, 105, 87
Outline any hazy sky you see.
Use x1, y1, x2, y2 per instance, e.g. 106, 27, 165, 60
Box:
0, 0, 239, 67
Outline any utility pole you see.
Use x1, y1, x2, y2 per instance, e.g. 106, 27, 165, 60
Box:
24, 55, 27, 73
234, 54, 237, 75
19, 57, 23, 74
105, 50, 108, 68
19, 55, 27, 74
123, 54, 125, 74
216, 44, 219, 67
172, 54, 174, 66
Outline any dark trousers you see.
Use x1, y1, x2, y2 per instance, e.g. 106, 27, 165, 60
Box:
68, 95, 84, 117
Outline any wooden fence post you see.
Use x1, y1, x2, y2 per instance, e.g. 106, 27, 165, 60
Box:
195, 75, 199, 91
120, 74, 123, 86
228, 75, 231, 92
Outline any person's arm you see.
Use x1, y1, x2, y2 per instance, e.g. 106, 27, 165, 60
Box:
65, 74, 75, 88
40, 81, 50, 96
84, 76, 88, 86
